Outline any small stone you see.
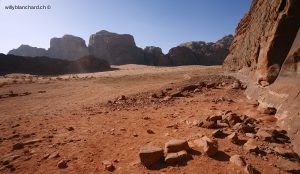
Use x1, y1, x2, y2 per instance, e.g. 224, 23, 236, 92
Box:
139, 146, 164, 167
256, 129, 273, 142
102, 160, 115, 172
66, 127, 75, 131
165, 150, 188, 164
244, 164, 255, 174
212, 129, 225, 138
245, 133, 256, 138
147, 129, 155, 134
23, 139, 42, 145
257, 105, 277, 115
133, 133, 138, 137
201, 120, 217, 129
194, 136, 218, 157
231, 80, 241, 89
230, 155, 246, 167
48, 152, 60, 159
207, 115, 222, 122
243, 139, 259, 153
227, 132, 239, 144
165, 139, 190, 153
57, 159, 68, 169
12, 142, 24, 150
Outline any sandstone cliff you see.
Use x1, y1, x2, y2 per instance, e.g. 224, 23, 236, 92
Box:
48, 35, 89, 60
223, 0, 300, 155
8, 45, 48, 57
88, 30, 144, 65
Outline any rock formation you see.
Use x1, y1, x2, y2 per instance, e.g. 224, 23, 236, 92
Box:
88, 30, 144, 65
8, 31, 232, 66
48, 35, 89, 60
180, 35, 233, 65
143, 46, 164, 66
0, 54, 110, 75
8, 45, 47, 57
223, 0, 300, 155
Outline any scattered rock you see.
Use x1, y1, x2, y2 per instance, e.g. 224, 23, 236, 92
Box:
23, 139, 42, 145
207, 115, 222, 122
170, 91, 184, 98
194, 136, 218, 157
102, 160, 115, 172
227, 132, 239, 144
243, 139, 259, 153
165, 139, 190, 153
200, 120, 217, 129
165, 150, 188, 164
234, 123, 255, 133
212, 129, 225, 138
256, 129, 273, 142
147, 129, 155, 134
12, 142, 24, 150
230, 155, 246, 167
231, 80, 241, 89
2, 155, 21, 164
257, 106, 277, 115
66, 127, 75, 131
273, 146, 299, 159
57, 159, 68, 169
244, 164, 256, 174
48, 152, 60, 159
139, 146, 164, 167
245, 133, 256, 138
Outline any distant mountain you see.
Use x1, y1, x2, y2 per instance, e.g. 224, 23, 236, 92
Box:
0, 54, 111, 75
8, 31, 233, 66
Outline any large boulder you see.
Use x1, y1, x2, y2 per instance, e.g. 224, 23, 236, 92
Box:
88, 30, 144, 65
222, 0, 300, 155
48, 35, 89, 60
8, 45, 47, 57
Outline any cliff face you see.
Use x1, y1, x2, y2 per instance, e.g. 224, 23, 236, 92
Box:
223, 0, 300, 155
8, 45, 48, 57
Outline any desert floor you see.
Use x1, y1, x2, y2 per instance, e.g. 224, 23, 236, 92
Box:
0, 65, 299, 174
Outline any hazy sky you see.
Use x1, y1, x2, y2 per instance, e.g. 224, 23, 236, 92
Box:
0, 0, 251, 54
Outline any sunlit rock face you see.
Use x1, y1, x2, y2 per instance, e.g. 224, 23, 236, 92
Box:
8, 45, 47, 57
48, 35, 89, 60
223, 0, 300, 155
88, 30, 144, 65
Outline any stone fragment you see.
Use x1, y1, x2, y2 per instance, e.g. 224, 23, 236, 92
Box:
12, 143, 24, 150
207, 115, 222, 122
102, 160, 115, 172
165, 150, 188, 164
23, 139, 42, 145
212, 129, 225, 138
194, 136, 218, 157
201, 120, 217, 129
48, 152, 60, 159
243, 139, 259, 153
229, 155, 246, 167
139, 146, 163, 167
244, 164, 255, 174
164, 139, 189, 153
227, 132, 239, 144
57, 159, 68, 169
256, 129, 273, 142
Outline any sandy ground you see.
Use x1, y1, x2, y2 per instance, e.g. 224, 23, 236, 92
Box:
0, 65, 299, 174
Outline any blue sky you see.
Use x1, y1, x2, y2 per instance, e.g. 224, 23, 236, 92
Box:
0, 0, 251, 54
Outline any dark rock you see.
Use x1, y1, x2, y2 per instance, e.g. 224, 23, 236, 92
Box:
57, 159, 68, 169
12, 143, 24, 150
212, 129, 225, 138
227, 132, 239, 144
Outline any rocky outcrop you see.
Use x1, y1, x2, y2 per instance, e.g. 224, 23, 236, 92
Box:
8, 31, 232, 66
0, 54, 110, 75
88, 30, 144, 65
143, 46, 164, 66
48, 35, 89, 60
222, 0, 300, 155
8, 45, 47, 57
180, 35, 233, 65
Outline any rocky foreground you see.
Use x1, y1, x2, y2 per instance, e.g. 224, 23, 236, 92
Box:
0, 72, 299, 173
